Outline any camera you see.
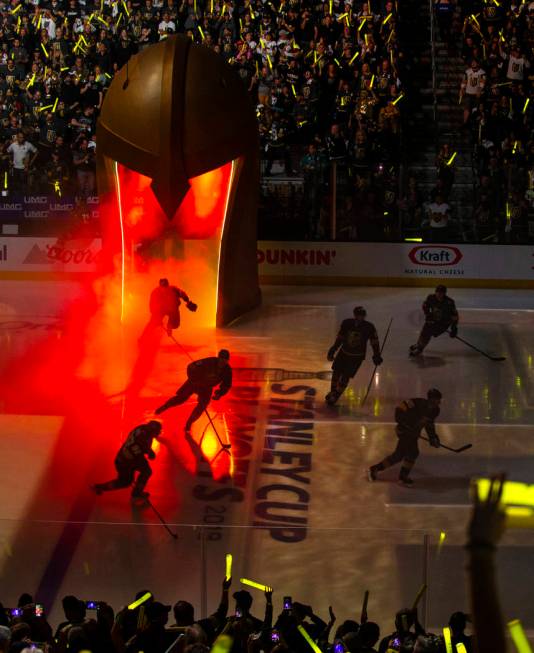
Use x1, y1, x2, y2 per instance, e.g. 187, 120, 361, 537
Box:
283, 596, 292, 610
85, 601, 99, 610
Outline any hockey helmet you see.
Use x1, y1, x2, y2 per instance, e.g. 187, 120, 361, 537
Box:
218, 349, 230, 361
353, 306, 367, 317
427, 388, 442, 401
147, 420, 163, 435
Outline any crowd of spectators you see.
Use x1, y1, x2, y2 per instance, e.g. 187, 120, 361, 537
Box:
0, 477, 515, 653
458, 0, 533, 243
0, 0, 407, 239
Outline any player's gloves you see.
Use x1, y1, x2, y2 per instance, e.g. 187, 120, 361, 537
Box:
327, 347, 337, 362
449, 324, 458, 338
372, 354, 383, 366
429, 434, 441, 448
212, 390, 222, 401
148, 450, 156, 460
186, 301, 198, 312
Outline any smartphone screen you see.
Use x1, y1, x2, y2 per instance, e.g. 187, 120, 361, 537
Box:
271, 631, 280, 642
85, 601, 99, 610
35, 604, 44, 617
283, 596, 292, 610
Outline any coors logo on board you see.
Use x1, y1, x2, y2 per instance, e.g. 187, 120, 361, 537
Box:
408, 245, 462, 266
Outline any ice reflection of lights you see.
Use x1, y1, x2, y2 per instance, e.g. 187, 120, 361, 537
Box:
373, 397, 380, 417
515, 376, 522, 388
374, 372, 379, 386
360, 425, 366, 439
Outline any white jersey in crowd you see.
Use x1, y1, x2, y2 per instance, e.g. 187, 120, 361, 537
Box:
506, 55, 530, 81
7, 141, 37, 169
465, 67, 486, 95
428, 202, 450, 228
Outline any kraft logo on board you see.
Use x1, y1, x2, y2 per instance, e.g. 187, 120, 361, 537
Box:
408, 246, 462, 266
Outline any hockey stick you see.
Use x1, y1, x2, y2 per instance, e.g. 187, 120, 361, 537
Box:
361, 318, 393, 406
449, 332, 506, 362
147, 498, 178, 540
419, 435, 472, 453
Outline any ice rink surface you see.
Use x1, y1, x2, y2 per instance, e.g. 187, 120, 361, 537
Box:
1, 281, 533, 632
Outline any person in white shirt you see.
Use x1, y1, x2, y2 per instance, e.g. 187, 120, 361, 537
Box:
6, 132, 38, 192
158, 12, 176, 38
425, 194, 451, 241
461, 59, 486, 125
505, 46, 530, 81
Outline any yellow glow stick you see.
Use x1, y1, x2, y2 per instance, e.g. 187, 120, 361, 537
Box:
382, 12, 392, 25
225, 553, 232, 580
329, 0, 332, 14
41, 43, 48, 58
122, 0, 130, 15
105, 72, 112, 79
4, 172, 8, 189
456, 645, 467, 653
392, 93, 404, 105
334, 58, 340, 66
128, 592, 152, 611
116, 13, 122, 26
11, 4, 22, 13
240, 578, 272, 592
198, 26, 205, 39
358, 17, 366, 30
291, 84, 297, 96
211, 635, 233, 653
370, 74, 374, 88
61, 66, 69, 71
443, 627, 453, 653
38, 104, 54, 112
297, 625, 322, 653
470, 13, 480, 27
338, 12, 348, 20
97, 15, 108, 26
266, 54, 272, 70
405, 237, 422, 242
446, 151, 457, 166
475, 479, 534, 507
349, 51, 359, 65
523, 98, 530, 114
508, 620, 533, 653
411, 583, 427, 610
54, 180, 61, 197
52, 97, 58, 112
37, 14, 42, 28
28, 73, 36, 88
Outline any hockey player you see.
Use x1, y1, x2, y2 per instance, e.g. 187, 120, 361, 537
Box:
325, 306, 382, 406
92, 420, 162, 499
155, 350, 232, 432
368, 388, 442, 487
142, 278, 197, 338
409, 285, 458, 357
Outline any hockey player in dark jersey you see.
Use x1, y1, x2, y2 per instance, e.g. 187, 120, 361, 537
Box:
325, 306, 382, 406
155, 350, 232, 432
141, 278, 198, 338
92, 420, 162, 499
367, 388, 442, 487
409, 285, 458, 357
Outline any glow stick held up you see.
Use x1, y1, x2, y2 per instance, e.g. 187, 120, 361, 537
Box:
40, 43, 49, 58
443, 627, 453, 653
411, 583, 427, 611
349, 51, 359, 65
10, 4, 22, 14
128, 592, 152, 611
392, 93, 404, 106
523, 98, 530, 114
225, 554, 232, 580
297, 625, 322, 653
508, 619, 533, 653
240, 578, 272, 592
446, 151, 457, 166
